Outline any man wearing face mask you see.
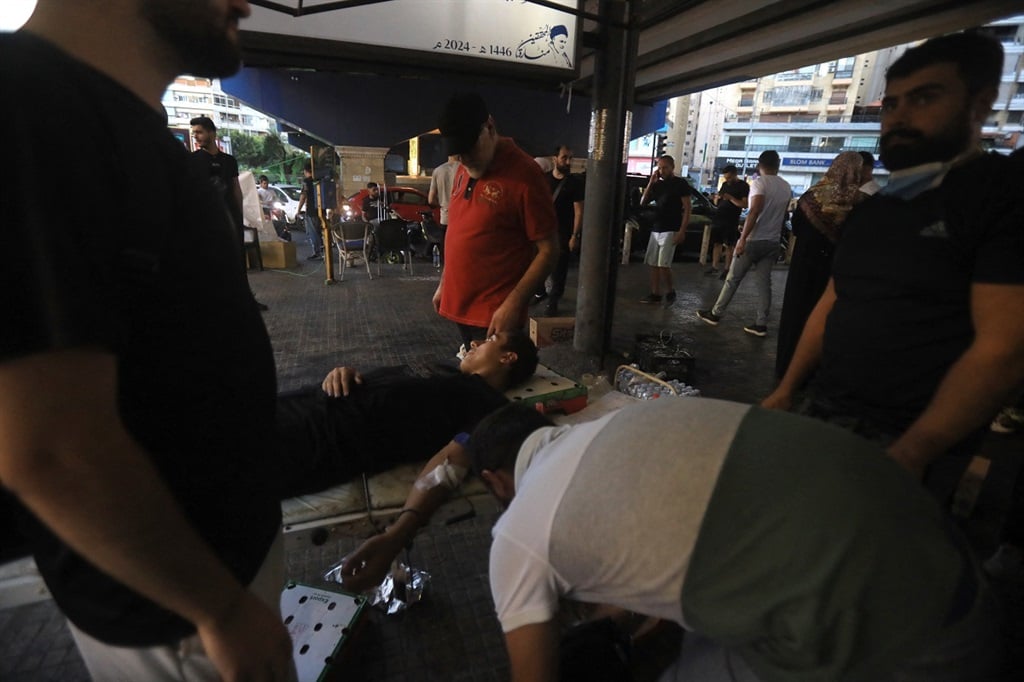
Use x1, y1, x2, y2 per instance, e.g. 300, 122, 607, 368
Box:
762, 31, 1024, 507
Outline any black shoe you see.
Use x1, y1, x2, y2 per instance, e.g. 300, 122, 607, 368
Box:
307, 252, 323, 261
639, 293, 662, 304
531, 291, 548, 306
719, 270, 727, 281
743, 324, 768, 337
696, 309, 720, 326
664, 290, 677, 304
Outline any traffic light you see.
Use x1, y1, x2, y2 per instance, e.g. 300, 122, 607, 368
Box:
655, 134, 668, 158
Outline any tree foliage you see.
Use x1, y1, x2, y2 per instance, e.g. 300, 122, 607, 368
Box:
228, 131, 307, 183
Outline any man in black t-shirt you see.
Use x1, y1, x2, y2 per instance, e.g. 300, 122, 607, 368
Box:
272, 330, 539, 499
361, 182, 383, 222
1, 2, 292, 680
764, 32, 1024, 506
639, 155, 691, 305
531, 145, 585, 316
706, 164, 749, 278
296, 163, 325, 260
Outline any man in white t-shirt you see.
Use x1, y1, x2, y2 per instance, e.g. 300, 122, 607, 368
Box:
697, 150, 792, 337
469, 399, 998, 682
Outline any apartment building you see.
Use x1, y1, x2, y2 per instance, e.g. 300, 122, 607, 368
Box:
162, 76, 278, 151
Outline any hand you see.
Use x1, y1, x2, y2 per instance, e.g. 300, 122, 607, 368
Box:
197, 590, 295, 682
321, 367, 362, 397
432, 285, 442, 314
886, 440, 929, 480
488, 298, 521, 338
569, 234, 580, 252
338, 532, 406, 593
673, 230, 685, 245
734, 237, 747, 256
760, 390, 793, 411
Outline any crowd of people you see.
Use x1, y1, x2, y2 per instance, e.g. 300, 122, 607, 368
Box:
1, 1, 1021, 680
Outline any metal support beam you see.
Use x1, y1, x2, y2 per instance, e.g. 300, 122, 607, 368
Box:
574, 0, 635, 360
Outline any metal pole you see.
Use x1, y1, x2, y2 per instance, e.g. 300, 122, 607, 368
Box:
574, 0, 635, 359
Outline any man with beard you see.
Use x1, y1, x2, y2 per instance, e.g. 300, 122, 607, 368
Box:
0, 1, 294, 680
531, 145, 584, 316
763, 31, 1024, 506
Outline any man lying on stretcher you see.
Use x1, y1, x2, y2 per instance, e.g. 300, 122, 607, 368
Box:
271, 330, 538, 507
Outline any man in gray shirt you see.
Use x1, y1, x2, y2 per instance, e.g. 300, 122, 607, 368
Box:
698, 150, 791, 336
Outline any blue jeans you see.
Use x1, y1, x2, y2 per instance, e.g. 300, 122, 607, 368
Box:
304, 212, 324, 254
710, 239, 779, 326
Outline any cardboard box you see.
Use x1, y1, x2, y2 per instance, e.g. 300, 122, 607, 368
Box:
530, 317, 575, 347
260, 241, 297, 269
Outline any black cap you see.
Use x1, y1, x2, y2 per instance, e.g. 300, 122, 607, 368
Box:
438, 93, 489, 155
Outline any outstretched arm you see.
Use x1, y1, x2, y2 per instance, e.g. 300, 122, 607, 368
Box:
506, 621, 559, 682
762, 278, 836, 410
339, 440, 471, 591
488, 232, 559, 336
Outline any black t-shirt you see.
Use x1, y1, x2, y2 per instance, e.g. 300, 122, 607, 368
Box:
302, 176, 318, 213
1, 33, 280, 646
713, 178, 749, 229
191, 149, 241, 230
548, 172, 585, 240
646, 175, 690, 232
814, 152, 1024, 434
273, 369, 508, 498
362, 193, 382, 220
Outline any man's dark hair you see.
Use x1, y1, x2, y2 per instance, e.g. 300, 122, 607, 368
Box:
259, 174, 269, 183
658, 155, 675, 166
721, 164, 737, 174
469, 403, 554, 478
500, 330, 539, 389
858, 152, 875, 167
887, 31, 1002, 95
367, 182, 378, 189
758, 150, 780, 170
190, 116, 216, 132
303, 162, 313, 174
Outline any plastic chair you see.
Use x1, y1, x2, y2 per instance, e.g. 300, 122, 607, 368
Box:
373, 218, 413, 276
331, 221, 373, 281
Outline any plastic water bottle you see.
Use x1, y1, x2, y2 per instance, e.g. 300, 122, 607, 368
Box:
432, 245, 440, 269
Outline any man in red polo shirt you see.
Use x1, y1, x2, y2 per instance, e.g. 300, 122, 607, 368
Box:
433, 93, 559, 350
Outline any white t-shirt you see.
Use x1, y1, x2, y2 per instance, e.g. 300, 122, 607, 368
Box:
747, 174, 792, 242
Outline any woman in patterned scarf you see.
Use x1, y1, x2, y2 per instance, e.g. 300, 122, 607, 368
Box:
776, 151, 866, 378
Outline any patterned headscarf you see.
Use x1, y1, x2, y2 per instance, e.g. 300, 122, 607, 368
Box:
797, 151, 866, 243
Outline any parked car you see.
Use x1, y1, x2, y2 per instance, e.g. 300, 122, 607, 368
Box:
343, 186, 440, 224
623, 174, 715, 261
269, 184, 303, 224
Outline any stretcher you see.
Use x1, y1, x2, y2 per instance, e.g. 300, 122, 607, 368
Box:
281, 364, 590, 551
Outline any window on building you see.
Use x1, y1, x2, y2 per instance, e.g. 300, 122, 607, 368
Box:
787, 136, 813, 152
829, 87, 848, 105
766, 86, 822, 107
848, 136, 879, 152
790, 114, 818, 123
748, 135, 785, 151
776, 65, 816, 82
828, 57, 856, 79
817, 137, 844, 153
723, 136, 746, 151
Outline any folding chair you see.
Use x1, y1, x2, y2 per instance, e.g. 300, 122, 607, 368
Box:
331, 221, 373, 281
373, 218, 413, 276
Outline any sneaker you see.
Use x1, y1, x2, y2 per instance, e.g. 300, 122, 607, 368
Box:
531, 291, 548, 306
664, 290, 677, 304
639, 293, 662, 304
991, 407, 1024, 434
743, 324, 768, 337
307, 252, 323, 261
703, 268, 719, 276
696, 309, 720, 325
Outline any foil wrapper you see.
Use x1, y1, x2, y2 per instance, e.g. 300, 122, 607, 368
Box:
322, 558, 431, 615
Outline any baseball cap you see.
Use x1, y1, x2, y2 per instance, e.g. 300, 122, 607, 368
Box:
438, 93, 489, 155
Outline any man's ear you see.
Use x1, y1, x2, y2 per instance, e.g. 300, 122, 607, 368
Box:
970, 87, 998, 126
501, 351, 518, 366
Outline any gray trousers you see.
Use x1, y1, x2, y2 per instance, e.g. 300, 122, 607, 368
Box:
711, 239, 779, 325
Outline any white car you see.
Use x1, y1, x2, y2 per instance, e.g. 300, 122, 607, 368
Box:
269, 184, 303, 224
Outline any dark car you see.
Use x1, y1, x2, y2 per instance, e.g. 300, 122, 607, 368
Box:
623, 174, 715, 261
343, 186, 440, 224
